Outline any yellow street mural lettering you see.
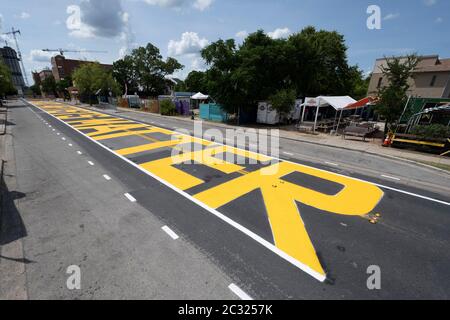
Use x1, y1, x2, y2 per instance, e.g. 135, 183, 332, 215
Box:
195, 161, 384, 276
33, 101, 384, 280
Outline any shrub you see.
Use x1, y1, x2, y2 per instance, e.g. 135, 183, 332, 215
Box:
410, 124, 450, 139
160, 99, 176, 116
269, 88, 297, 116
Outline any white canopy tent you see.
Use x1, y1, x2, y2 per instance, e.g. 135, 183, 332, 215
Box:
300, 96, 357, 132
191, 92, 209, 100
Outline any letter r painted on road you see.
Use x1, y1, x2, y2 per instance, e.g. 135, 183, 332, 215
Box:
195, 162, 384, 278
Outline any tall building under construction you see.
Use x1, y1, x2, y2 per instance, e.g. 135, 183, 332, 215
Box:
0, 46, 26, 95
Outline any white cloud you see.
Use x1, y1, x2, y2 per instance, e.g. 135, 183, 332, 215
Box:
29, 49, 57, 63
143, 0, 214, 11
66, 0, 129, 39
383, 13, 400, 20
168, 32, 209, 56
268, 27, 291, 39
235, 30, 248, 39
168, 31, 209, 79
19, 12, 31, 19
193, 0, 213, 11
424, 0, 437, 6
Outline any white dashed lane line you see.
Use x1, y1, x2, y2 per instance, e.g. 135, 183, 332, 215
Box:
228, 284, 253, 300
68, 143, 73, 147
103, 174, 111, 181
124, 193, 137, 202
88, 161, 95, 166
161, 226, 179, 240
325, 161, 339, 166
381, 174, 401, 181
283, 152, 294, 156
77, 151, 83, 155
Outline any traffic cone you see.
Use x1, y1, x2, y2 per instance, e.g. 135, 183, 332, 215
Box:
382, 135, 391, 147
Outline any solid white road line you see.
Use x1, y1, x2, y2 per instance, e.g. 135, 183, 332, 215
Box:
77, 151, 82, 155
88, 161, 94, 166
381, 174, 401, 181
103, 174, 111, 181
161, 226, 179, 240
124, 193, 136, 202
228, 284, 253, 300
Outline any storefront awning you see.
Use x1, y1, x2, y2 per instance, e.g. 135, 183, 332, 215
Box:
345, 97, 378, 110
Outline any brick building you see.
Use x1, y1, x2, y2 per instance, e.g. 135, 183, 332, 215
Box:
50, 55, 113, 82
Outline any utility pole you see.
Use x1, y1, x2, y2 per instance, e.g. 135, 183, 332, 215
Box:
2, 27, 29, 86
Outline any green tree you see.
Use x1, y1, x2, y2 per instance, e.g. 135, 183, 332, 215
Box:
269, 88, 297, 116
41, 75, 57, 96
202, 39, 242, 115
30, 84, 41, 96
287, 26, 353, 96
112, 56, 138, 95
56, 75, 73, 100
184, 71, 207, 92
375, 55, 418, 132
73, 62, 120, 105
201, 26, 359, 120
0, 61, 16, 98
113, 43, 184, 96
347, 67, 370, 100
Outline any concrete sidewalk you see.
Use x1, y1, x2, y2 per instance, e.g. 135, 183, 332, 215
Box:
55, 100, 450, 169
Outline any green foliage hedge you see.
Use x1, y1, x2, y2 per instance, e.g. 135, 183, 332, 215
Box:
410, 124, 450, 139
160, 99, 176, 116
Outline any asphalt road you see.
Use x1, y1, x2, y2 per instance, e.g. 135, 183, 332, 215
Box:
2, 99, 450, 299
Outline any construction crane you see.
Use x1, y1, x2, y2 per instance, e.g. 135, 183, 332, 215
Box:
2, 27, 29, 86
42, 48, 108, 56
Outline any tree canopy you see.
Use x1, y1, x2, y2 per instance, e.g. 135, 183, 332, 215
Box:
41, 75, 57, 97
184, 71, 207, 93
73, 62, 120, 105
201, 26, 366, 114
0, 61, 16, 97
113, 43, 184, 97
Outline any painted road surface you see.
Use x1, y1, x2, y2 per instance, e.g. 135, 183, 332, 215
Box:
27, 100, 450, 298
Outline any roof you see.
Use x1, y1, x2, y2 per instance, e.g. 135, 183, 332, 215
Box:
415, 58, 450, 73
301, 96, 357, 110
191, 92, 209, 100
373, 55, 450, 74
317, 96, 357, 110
345, 97, 379, 110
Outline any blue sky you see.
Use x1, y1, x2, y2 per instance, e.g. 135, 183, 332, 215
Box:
0, 0, 449, 83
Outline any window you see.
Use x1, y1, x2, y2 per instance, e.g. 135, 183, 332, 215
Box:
430, 75, 437, 87
377, 77, 383, 88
